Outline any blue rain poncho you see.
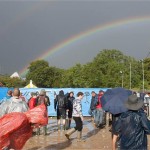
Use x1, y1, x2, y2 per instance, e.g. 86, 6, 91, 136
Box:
113, 110, 150, 150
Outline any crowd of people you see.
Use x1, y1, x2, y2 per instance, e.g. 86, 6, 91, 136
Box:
0, 89, 86, 144
1, 88, 150, 149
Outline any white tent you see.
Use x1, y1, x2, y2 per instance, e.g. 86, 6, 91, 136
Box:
10, 72, 20, 78
24, 80, 37, 88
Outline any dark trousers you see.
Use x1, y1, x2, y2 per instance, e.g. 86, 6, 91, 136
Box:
73, 117, 83, 131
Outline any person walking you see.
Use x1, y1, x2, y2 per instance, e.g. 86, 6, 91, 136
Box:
112, 95, 150, 150
0, 88, 28, 117
65, 92, 85, 142
54, 90, 68, 131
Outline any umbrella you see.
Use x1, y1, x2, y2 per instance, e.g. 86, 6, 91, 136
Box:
101, 87, 132, 114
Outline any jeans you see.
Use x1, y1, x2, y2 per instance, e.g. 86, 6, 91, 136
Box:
88, 109, 95, 118
94, 108, 104, 126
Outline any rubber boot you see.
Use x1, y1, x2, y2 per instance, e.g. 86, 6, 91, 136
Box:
68, 120, 71, 128
65, 119, 69, 130
63, 125, 66, 131
43, 126, 47, 135
58, 125, 61, 131
65, 128, 76, 140
77, 131, 85, 142
36, 128, 40, 135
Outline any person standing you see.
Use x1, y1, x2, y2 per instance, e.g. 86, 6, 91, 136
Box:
65, 92, 85, 142
19, 92, 27, 102
36, 89, 50, 135
144, 91, 150, 118
40, 89, 50, 106
94, 90, 104, 128
67, 91, 75, 129
0, 88, 28, 117
89, 91, 98, 121
0, 90, 12, 105
112, 95, 150, 150
54, 90, 68, 131
5, 90, 12, 99
28, 92, 37, 109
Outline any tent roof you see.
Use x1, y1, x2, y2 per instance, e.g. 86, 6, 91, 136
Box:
10, 72, 20, 78
24, 80, 37, 88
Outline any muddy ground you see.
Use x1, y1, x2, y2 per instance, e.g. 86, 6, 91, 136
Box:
23, 117, 150, 150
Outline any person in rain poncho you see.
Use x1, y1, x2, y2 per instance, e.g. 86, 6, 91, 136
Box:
0, 88, 28, 117
112, 95, 150, 150
0, 90, 12, 105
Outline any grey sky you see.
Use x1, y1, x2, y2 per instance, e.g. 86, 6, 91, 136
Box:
0, 0, 150, 76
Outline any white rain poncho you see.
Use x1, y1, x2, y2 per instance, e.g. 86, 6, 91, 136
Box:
0, 97, 28, 117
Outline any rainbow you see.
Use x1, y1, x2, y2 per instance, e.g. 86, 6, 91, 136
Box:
19, 16, 150, 77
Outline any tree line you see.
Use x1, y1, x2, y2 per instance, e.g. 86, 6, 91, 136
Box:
1, 49, 150, 91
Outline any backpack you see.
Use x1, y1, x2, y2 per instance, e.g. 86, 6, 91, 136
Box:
57, 95, 65, 108
45, 96, 50, 106
37, 96, 46, 106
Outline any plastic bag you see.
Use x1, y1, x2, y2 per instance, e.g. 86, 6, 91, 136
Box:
0, 112, 32, 150
0, 104, 48, 150
25, 104, 48, 125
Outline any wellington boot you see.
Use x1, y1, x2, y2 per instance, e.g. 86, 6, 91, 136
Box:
43, 126, 47, 135
65, 128, 76, 140
63, 125, 66, 131
68, 120, 71, 128
58, 125, 61, 131
36, 128, 40, 135
77, 131, 85, 142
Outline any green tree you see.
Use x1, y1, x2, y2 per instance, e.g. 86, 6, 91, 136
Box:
26, 60, 63, 88
59, 49, 143, 89
0, 76, 26, 87
90, 49, 141, 88
141, 58, 150, 90
9, 49, 147, 89
0, 49, 148, 90
61, 64, 84, 87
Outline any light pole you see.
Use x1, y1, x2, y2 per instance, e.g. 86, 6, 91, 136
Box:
120, 71, 123, 88
129, 63, 131, 90
140, 59, 144, 92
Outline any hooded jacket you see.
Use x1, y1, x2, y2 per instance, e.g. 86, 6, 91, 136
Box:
54, 90, 68, 110
90, 94, 98, 110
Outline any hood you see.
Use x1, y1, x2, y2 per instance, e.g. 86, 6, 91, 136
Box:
59, 90, 64, 96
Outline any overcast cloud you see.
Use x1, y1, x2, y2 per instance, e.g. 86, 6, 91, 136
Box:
0, 0, 150, 76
